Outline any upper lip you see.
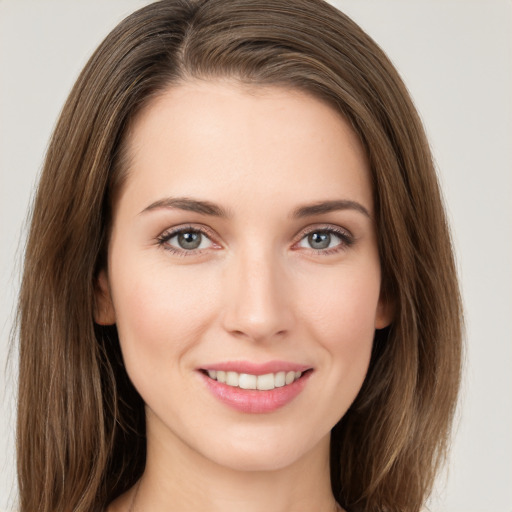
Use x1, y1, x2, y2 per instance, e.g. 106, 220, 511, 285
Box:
199, 360, 312, 376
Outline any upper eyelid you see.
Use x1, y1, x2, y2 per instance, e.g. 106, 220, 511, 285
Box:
293, 223, 353, 240
160, 222, 351, 237
160, 224, 217, 240
157, 223, 353, 251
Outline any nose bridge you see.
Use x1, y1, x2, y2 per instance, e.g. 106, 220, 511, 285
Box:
222, 242, 293, 341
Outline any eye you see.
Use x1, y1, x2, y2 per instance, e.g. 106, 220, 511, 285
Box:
157, 226, 217, 253
296, 227, 353, 253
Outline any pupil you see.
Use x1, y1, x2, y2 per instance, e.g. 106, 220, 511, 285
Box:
178, 231, 201, 250
308, 232, 330, 249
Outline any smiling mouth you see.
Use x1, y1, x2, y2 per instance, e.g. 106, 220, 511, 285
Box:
200, 369, 312, 391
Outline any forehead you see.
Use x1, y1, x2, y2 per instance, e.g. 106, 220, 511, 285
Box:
118, 80, 372, 216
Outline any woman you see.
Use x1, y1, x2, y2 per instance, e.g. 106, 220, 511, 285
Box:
16, 1, 462, 511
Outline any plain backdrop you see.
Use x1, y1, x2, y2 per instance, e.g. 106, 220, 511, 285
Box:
1, 1, 511, 511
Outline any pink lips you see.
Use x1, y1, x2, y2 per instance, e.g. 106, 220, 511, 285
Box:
198, 360, 312, 414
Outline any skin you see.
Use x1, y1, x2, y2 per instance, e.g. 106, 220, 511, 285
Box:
97, 81, 392, 512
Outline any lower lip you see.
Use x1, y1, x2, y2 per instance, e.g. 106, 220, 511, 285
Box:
200, 371, 312, 414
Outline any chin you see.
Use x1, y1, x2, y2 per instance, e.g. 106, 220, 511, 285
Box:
199, 427, 329, 473
211, 450, 301, 473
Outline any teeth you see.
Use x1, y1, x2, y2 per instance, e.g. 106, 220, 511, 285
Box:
239, 373, 257, 390
256, 373, 274, 391
226, 371, 239, 386
274, 371, 286, 387
206, 369, 304, 390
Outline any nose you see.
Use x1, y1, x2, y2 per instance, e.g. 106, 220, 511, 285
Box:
221, 246, 294, 343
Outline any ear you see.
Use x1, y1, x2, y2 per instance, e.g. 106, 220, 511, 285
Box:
94, 269, 116, 325
375, 295, 394, 330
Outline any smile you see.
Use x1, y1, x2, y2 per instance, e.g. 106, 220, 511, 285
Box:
199, 362, 313, 414
204, 370, 303, 390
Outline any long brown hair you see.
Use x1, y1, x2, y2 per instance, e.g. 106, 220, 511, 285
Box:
16, 1, 463, 511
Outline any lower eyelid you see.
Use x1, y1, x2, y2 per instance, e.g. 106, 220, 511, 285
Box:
157, 226, 216, 250
156, 225, 354, 254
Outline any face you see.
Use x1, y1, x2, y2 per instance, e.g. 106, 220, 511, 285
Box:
96, 81, 391, 472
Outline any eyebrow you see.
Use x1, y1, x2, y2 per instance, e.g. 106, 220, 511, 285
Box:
140, 197, 370, 219
140, 197, 230, 217
291, 199, 371, 219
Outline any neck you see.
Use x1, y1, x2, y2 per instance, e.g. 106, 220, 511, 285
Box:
127, 416, 340, 512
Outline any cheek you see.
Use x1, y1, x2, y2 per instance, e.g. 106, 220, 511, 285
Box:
109, 256, 221, 371
299, 262, 381, 371
305, 258, 381, 324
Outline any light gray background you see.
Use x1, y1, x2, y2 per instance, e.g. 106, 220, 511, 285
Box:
1, 1, 511, 511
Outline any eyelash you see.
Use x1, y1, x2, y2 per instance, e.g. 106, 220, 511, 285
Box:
156, 224, 354, 256
296, 225, 355, 255
156, 224, 218, 257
